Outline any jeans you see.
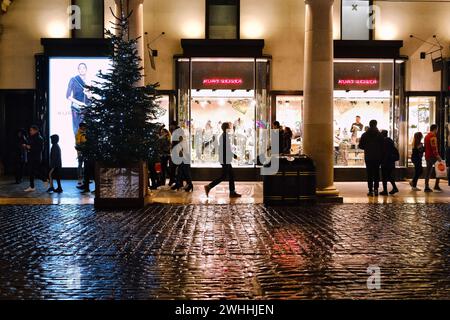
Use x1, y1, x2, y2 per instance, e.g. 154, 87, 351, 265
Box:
176, 163, 193, 188
425, 158, 440, 188
381, 165, 397, 191
412, 161, 423, 188
71, 104, 83, 137
365, 160, 381, 192
208, 164, 236, 193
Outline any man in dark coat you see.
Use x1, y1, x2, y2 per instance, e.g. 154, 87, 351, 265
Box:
359, 120, 384, 196
24, 125, 46, 192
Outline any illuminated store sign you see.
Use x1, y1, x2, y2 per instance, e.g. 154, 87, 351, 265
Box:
203, 78, 243, 85
338, 79, 378, 85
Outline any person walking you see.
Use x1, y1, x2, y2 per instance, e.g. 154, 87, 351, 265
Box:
24, 125, 46, 192
172, 133, 194, 192
380, 130, 399, 196
47, 134, 63, 193
204, 122, 242, 198
359, 120, 384, 196
75, 122, 87, 187
424, 124, 442, 192
410, 132, 424, 191
168, 121, 180, 187
272, 121, 285, 155
158, 128, 171, 186
15, 128, 28, 184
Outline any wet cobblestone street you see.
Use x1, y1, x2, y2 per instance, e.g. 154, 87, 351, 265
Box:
0, 204, 449, 300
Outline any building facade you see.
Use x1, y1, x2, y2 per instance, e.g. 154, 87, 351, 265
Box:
0, 0, 449, 181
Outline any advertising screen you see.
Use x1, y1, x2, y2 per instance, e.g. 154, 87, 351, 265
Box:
49, 57, 111, 168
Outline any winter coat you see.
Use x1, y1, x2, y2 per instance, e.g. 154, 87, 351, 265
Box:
50, 144, 62, 169
381, 137, 398, 168
358, 128, 383, 162
411, 143, 424, 164
28, 134, 44, 162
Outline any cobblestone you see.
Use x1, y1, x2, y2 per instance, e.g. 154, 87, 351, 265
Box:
0, 204, 449, 299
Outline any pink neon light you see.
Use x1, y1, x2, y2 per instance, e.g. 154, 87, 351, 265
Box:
203, 78, 243, 85
338, 79, 379, 85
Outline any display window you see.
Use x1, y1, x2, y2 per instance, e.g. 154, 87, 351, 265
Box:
274, 95, 303, 155
176, 57, 271, 168
407, 96, 436, 166
153, 95, 170, 129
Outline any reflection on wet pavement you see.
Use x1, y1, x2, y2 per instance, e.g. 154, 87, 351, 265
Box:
0, 204, 448, 299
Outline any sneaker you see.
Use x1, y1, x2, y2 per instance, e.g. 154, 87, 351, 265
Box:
424, 187, 433, 193
46, 187, 55, 193
55, 188, 63, 194
379, 191, 389, 196
204, 185, 211, 197
433, 187, 443, 193
389, 188, 399, 195
76, 184, 87, 190
411, 187, 421, 191
230, 192, 242, 198
24, 187, 36, 192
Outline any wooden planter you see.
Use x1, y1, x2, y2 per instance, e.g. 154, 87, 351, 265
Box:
94, 161, 148, 209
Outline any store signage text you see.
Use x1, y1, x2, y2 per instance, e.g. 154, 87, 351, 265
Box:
338, 79, 379, 85
203, 78, 243, 85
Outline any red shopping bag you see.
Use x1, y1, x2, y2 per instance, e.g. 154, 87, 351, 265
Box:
155, 162, 162, 174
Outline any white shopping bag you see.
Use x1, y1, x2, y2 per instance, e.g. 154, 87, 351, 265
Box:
435, 160, 447, 179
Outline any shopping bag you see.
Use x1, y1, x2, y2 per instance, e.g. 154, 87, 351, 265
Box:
155, 162, 162, 174
435, 160, 447, 179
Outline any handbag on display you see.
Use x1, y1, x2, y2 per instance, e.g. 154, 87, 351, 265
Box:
435, 160, 447, 179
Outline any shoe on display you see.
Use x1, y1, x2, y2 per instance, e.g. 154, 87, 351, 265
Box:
24, 187, 36, 192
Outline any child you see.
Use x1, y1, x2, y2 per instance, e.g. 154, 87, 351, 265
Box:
48, 134, 63, 193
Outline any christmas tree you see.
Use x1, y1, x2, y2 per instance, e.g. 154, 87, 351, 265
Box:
82, 8, 163, 165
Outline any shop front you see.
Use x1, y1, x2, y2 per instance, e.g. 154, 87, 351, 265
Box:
175, 40, 270, 180
272, 57, 407, 181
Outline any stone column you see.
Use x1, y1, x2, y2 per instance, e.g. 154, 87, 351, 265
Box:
115, 0, 145, 86
303, 0, 339, 198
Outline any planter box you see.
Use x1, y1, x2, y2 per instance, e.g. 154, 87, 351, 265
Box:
94, 161, 148, 209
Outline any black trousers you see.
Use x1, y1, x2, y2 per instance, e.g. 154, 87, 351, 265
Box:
15, 160, 25, 183
208, 164, 236, 193
148, 162, 159, 188
412, 161, 423, 188
365, 160, 381, 192
381, 165, 397, 191
29, 160, 44, 189
160, 155, 170, 186
168, 159, 178, 185
176, 163, 193, 188
83, 160, 95, 191
50, 167, 62, 189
